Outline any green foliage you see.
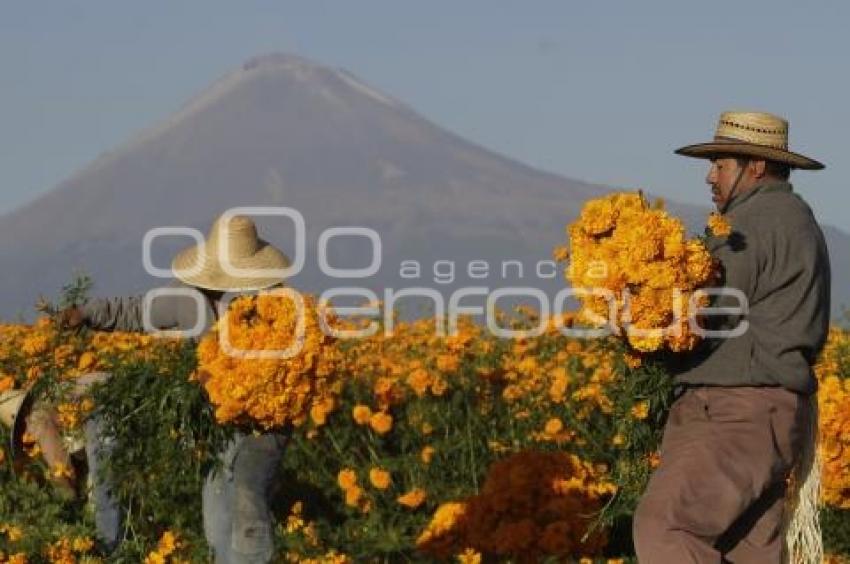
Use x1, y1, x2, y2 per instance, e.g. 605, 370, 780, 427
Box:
0, 426, 98, 561
0, 293, 847, 561
89, 342, 231, 561
823, 507, 850, 557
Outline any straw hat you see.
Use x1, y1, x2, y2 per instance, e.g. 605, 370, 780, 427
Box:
0, 389, 33, 457
675, 110, 824, 170
172, 214, 291, 291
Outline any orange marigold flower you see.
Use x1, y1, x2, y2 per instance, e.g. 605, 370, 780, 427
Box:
397, 488, 427, 509
648, 451, 662, 469
630, 401, 649, 420
1, 524, 23, 542
543, 418, 564, 436
456, 548, 482, 564
407, 368, 432, 397
352, 404, 372, 425
337, 468, 358, 491
0, 375, 14, 394
707, 211, 732, 237
416, 502, 467, 548
344, 485, 365, 508
71, 536, 94, 553
369, 467, 392, 490
369, 411, 393, 435
195, 293, 343, 430
77, 351, 97, 372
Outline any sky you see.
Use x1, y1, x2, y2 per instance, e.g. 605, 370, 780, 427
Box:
2, 0, 849, 231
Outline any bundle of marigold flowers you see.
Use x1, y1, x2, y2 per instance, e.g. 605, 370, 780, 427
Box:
196, 292, 343, 431
815, 327, 850, 508
416, 450, 616, 560
555, 191, 721, 353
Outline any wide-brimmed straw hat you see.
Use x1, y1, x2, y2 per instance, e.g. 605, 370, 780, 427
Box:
675, 110, 824, 170
172, 214, 291, 291
0, 388, 34, 459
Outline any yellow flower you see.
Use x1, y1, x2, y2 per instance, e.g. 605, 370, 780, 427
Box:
21, 334, 49, 356
144, 552, 166, 564
552, 245, 569, 262
337, 468, 358, 491
352, 405, 372, 425
77, 351, 97, 371
45, 538, 76, 563
456, 548, 482, 564
369, 411, 393, 435
196, 293, 343, 431
416, 502, 467, 547
562, 191, 718, 354
0, 375, 14, 394
285, 501, 305, 533
157, 531, 179, 555
309, 397, 335, 426
407, 368, 432, 397
630, 401, 649, 420
707, 211, 732, 237
397, 488, 427, 509
623, 352, 643, 369
543, 418, 564, 436
436, 354, 460, 373
51, 463, 74, 480
344, 485, 365, 508
578, 198, 618, 235
648, 451, 662, 469
1, 524, 23, 542
71, 536, 94, 553
421, 446, 436, 464
369, 467, 392, 490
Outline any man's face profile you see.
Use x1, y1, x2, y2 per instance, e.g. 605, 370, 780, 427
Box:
706, 157, 743, 210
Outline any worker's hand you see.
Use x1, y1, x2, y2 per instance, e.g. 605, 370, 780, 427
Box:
57, 306, 85, 329
34, 295, 54, 314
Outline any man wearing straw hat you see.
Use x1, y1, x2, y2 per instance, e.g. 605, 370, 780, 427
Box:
632, 111, 831, 563
58, 213, 292, 563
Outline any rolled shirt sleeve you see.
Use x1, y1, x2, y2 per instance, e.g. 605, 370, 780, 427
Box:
82, 283, 216, 335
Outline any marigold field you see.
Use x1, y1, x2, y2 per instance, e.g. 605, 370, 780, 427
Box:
1, 194, 848, 563
1, 310, 849, 563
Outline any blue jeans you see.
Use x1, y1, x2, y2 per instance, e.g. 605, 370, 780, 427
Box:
86, 419, 286, 562
84, 415, 122, 551
202, 432, 286, 563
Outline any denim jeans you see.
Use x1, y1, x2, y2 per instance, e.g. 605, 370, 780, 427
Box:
84, 414, 122, 551
202, 432, 286, 563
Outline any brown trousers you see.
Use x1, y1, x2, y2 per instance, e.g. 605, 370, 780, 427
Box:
633, 386, 809, 563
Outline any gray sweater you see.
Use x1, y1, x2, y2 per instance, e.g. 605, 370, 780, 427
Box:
672, 181, 831, 395
83, 282, 218, 335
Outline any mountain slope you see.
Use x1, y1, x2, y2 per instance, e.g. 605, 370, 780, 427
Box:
1, 53, 846, 321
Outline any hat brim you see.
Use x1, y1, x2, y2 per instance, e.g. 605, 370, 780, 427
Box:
0, 388, 34, 461
171, 239, 291, 291
12, 390, 34, 459
675, 142, 824, 170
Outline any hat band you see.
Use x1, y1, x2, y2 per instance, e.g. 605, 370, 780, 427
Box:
712, 135, 787, 150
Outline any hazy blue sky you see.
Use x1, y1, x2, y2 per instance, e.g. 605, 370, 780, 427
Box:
2, 1, 848, 230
